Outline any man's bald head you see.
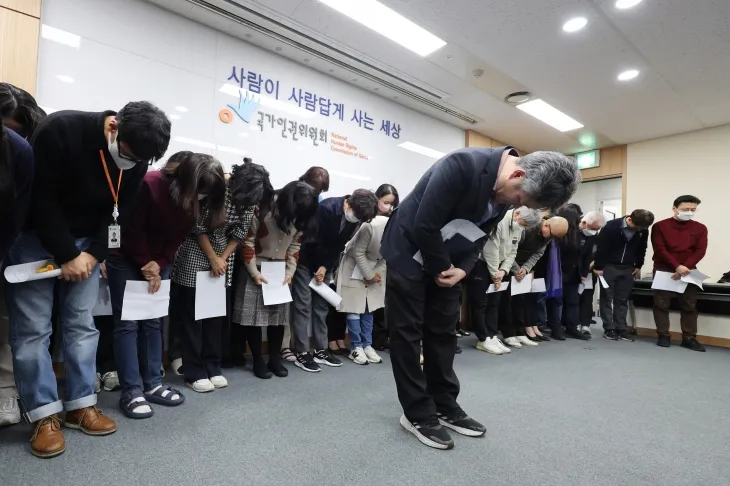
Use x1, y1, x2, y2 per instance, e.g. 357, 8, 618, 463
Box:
540, 216, 568, 239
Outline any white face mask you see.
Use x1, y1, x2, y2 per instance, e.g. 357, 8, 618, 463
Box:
108, 133, 136, 170
198, 194, 208, 201
345, 210, 359, 223
582, 228, 597, 236
677, 211, 695, 221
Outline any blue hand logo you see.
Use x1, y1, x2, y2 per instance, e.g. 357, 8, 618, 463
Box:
228, 90, 261, 123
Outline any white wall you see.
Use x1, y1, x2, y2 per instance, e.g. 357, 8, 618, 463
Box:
36, 0, 465, 197
626, 124, 730, 281
569, 177, 622, 219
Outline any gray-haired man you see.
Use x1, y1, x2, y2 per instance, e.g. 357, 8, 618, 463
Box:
381, 146, 581, 450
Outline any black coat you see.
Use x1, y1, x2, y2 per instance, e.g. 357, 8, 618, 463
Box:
381, 146, 517, 281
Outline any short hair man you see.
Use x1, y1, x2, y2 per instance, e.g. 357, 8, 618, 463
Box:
593, 209, 655, 342
291, 189, 378, 372
651, 195, 707, 351
577, 211, 607, 336
5, 101, 171, 458
380, 147, 580, 450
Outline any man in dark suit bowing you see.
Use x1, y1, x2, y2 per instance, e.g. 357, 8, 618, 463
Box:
381, 146, 581, 450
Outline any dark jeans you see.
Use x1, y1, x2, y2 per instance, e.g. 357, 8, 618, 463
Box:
501, 291, 529, 338
466, 261, 500, 341
106, 254, 169, 394
170, 282, 224, 383
387, 267, 461, 422
579, 275, 597, 326
372, 308, 388, 348
653, 285, 699, 338
600, 264, 634, 331
94, 315, 116, 374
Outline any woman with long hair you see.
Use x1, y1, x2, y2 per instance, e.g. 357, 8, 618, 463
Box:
0, 82, 46, 139
234, 181, 318, 378
105, 152, 226, 418
171, 159, 271, 392
371, 184, 399, 351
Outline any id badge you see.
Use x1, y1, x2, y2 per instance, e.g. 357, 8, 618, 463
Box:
108, 225, 121, 249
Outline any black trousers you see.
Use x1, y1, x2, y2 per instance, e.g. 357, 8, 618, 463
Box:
579, 275, 596, 326
241, 325, 285, 361
466, 261, 500, 341
371, 308, 388, 348
500, 291, 528, 338
387, 267, 461, 422
94, 315, 116, 374
170, 282, 223, 383
327, 304, 347, 342
561, 283, 581, 331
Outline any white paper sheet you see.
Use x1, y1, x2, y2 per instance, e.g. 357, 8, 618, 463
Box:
261, 262, 293, 306
599, 276, 609, 289
194, 271, 227, 320
4, 260, 62, 283
578, 283, 585, 295
531, 278, 546, 293
121, 280, 170, 321
681, 269, 709, 290
510, 274, 534, 296
413, 219, 487, 264
92, 279, 113, 316
651, 271, 688, 293
487, 282, 509, 294
584, 277, 594, 290
351, 259, 378, 280
309, 278, 342, 308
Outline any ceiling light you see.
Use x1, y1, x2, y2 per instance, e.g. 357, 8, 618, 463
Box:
41, 24, 80, 49
617, 69, 640, 81
56, 74, 74, 83
398, 141, 446, 159
516, 99, 584, 132
504, 91, 532, 105
327, 169, 372, 182
318, 0, 446, 57
615, 0, 643, 9
563, 17, 587, 33
175, 106, 188, 112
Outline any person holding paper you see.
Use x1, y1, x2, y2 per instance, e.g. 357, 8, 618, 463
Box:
467, 207, 542, 355
171, 160, 269, 392
107, 152, 227, 418
578, 212, 606, 335
371, 184, 400, 351
593, 209, 654, 342
291, 190, 379, 372
4, 101, 171, 458
380, 146, 580, 450
651, 195, 708, 351
234, 181, 318, 379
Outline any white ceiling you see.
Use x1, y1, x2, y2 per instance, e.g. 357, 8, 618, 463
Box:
147, 0, 730, 153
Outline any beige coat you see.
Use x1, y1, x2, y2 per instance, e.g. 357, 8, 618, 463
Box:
336, 215, 388, 314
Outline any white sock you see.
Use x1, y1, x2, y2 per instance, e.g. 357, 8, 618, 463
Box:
129, 396, 152, 414
148, 385, 180, 401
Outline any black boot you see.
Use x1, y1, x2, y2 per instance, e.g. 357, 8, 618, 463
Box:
267, 325, 288, 377
245, 327, 272, 379
253, 357, 273, 379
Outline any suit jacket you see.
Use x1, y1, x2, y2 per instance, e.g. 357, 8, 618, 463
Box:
381, 146, 517, 281
299, 196, 358, 272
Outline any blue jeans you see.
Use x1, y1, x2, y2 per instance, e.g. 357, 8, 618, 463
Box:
106, 254, 168, 395
347, 312, 373, 349
5, 233, 100, 422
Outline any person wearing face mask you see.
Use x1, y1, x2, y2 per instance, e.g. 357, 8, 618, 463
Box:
290, 189, 379, 372
651, 195, 707, 352
577, 211, 606, 335
4, 101, 170, 458
371, 184, 400, 351
593, 209, 654, 342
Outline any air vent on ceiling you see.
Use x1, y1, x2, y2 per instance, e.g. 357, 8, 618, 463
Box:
186, 0, 478, 124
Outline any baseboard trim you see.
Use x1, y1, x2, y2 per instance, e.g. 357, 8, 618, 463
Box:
635, 327, 730, 348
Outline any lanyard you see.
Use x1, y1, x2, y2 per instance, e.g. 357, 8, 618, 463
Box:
100, 150, 123, 222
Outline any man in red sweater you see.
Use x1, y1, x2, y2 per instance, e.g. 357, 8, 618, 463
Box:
651, 195, 708, 352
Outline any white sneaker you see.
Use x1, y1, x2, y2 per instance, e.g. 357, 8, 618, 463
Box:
476, 337, 504, 355
186, 379, 215, 393
210, 375, 228, 388
94, 373, 102, 394
101, 371, 121, 391
581, 325, 592, 335
419, 354, 424, 365
503, 337, 523, 349
171, 358, 183, 376
349, 347, 369, 365
0, 396, 21, 426
363, 346, 383, 364
495, 338, 511, 353
516, 335, 538, 347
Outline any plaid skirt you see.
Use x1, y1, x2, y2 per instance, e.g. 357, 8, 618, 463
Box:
232, 267, 290, 327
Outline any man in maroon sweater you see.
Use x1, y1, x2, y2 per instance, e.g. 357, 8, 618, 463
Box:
651, 195, 708, 352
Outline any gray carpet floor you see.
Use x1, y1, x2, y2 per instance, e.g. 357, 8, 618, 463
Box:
1, 333, 729, 486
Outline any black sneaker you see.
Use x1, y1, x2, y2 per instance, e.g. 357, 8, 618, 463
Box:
603, 330, 619, 340
399, 415, 454, 450
551, 328, 566, 341
617, 331, 635, 342
681, 337, 706, 352
565, 327, 590, 340
657, 335, 671, 347
294, 352, 321, 373
456, 328, 470, 337
313, 349, 343, 367
437, 409, 486, 437
455, 345, 463, 354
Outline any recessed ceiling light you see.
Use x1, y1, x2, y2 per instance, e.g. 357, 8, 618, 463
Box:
398, 141, 446, 159
318, 0, 446, 57
563, 17, 587, 33
504, 91, 532, 105
56, 74, 74, 83
175, 106, 188, 112
617, 69, 640, 81
516, 99, 584, 132
615, 0, 643, 9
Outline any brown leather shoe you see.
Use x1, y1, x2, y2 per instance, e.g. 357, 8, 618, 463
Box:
30, 415, 66, 458
64, 406, 117, 436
